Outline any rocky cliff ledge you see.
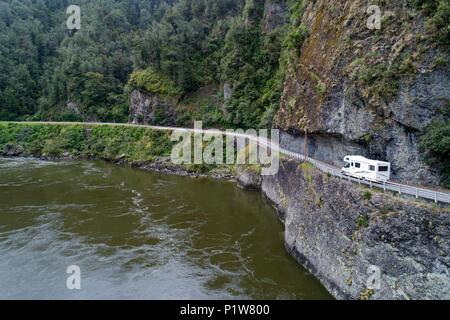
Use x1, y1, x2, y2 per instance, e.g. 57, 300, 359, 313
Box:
274, 0, 448, 186
240, 158, 450, 300
129, 89, 177, 125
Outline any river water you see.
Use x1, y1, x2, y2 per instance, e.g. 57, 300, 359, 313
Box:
0, 157, 332, 300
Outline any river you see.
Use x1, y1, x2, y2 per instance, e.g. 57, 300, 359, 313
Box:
0, 157, 332, 299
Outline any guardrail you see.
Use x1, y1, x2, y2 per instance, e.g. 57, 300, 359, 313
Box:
2, 121, 449, 204
279, 149, 450, 204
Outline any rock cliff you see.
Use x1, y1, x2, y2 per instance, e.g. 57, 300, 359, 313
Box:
274, 0, 449, 186
263, 0, 288, 33
129, 89, 177, 125
258, 157, 449, 300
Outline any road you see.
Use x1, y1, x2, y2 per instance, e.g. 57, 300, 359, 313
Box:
1, 121, 449, 204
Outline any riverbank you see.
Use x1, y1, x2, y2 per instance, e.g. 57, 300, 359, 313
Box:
0, 122, 234, 180
1, 153, 235, 181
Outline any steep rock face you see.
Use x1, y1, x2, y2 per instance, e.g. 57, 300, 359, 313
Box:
67, 101, 80, 115
274, 0, 448, 186
263, 0, 288, 33
235, 165, 262, 190
129, 89, 176, 125
261, 158, 450, 300
223, 83, 232, 101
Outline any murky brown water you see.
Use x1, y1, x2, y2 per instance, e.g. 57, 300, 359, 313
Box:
0, 157, 332, 299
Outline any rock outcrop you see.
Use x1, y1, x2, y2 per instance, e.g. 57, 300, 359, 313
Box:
258, 157, 450, 300
263, 0, 288, 33
129, 89, 176, 125
274, 0, 449, 186
235, 165, 262, 190
67, 101, 80, 115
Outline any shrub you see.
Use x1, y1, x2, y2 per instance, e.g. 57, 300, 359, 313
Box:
0, 123, 175, 162
42, 139, 65, 156
435, 57, 447, 67
284, 23, 309, 54
316, 198, 324, 208
355, 55, 416, 100
317, 84, 326, 95
419, 117, 450, 188
413, 0, 449, 46
357, 216, 369, 228
128, 68, 182, 99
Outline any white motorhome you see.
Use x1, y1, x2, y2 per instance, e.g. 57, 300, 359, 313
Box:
341, 156, 391, 182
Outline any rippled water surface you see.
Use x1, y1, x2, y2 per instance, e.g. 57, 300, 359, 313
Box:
0, 157, 332, 299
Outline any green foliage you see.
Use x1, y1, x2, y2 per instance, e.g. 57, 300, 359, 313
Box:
364, 191, 372, 201
412, 0, 440, 15
218, 18, 283, 128
420, 119, 450, 154
0, 0, 446, 137
380, 206, 388, 215
355, 55, 416, 100
284, 23, 309, 54
0, 123, 173, 161
128, 68, 182, 99
317, 84, 326, 95
42, 139, 65, 157
419, 113, 450, 188
434, 57, 447, 67
344, 33, 351, 44
288, 0, 309, 25
302, 162, 315, 170
413, 0, 449, 46
54, 111, 83, 123
0, 0, 315, 130
357, 215, 369, 228
424, 1, 450, 47
0, 0, 175, 122
316, 198, 324, 208
0, 0, 290, 129
0, 123, 237, 175
190, 163, 217, 174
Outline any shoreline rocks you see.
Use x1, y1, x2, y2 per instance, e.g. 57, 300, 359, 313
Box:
261, 158, 450, 300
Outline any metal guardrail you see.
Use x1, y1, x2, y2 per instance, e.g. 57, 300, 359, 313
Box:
279, 149, 450, 205
2, 121, 449, 204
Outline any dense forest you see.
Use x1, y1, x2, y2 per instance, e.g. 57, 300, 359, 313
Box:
0, 0, 324, 129
0, 0, 291, 128
0, 0, 177, 123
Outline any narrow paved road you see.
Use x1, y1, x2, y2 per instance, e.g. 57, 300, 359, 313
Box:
2, 121, 449, 204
